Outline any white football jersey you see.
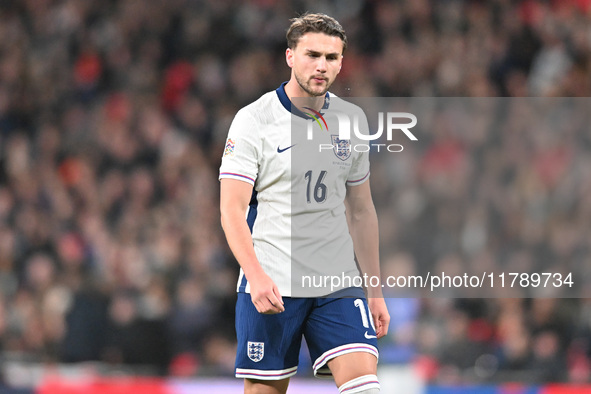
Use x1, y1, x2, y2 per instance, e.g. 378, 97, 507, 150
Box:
219, 83, 370, 297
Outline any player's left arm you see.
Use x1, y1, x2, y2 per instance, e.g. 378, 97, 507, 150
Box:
345, 180, 390, 338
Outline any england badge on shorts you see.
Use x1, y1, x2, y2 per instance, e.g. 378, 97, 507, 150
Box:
331, 135, 351, 161
247, 341, 264, 362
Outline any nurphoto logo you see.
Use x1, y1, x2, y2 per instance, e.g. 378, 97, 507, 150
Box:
306, 110, 418, 153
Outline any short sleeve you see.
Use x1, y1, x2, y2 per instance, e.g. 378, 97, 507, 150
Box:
346, 109, 370, 186
219, 109, 260, 186
347, 151, 370, 185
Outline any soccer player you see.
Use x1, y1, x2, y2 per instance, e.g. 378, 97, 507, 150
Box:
219, 13, 390, 394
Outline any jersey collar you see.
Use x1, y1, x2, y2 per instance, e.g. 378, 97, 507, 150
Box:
275, 81, 330, 120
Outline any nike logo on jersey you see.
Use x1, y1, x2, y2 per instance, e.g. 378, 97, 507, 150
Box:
364, 331, 377, 339
277, 144, 295, 153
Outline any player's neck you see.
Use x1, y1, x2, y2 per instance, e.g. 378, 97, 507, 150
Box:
284, 79, 325, 112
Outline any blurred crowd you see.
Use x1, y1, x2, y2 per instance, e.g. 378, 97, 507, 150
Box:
1, 0, 591, 385
368, 94, 591, 384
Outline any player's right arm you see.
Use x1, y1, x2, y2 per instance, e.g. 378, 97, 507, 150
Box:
220, 178, 284, 314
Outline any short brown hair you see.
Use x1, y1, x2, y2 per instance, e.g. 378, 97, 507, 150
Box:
286, 13, 347, 53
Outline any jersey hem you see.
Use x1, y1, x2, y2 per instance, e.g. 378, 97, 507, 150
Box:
219, 172, 256, 185
346, 171, 370, 185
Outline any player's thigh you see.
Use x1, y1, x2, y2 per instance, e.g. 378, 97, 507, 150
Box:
235, 293, 311, 379
245, 378, 290, 394
303, 289, 379, 378
327, 351, 377, 387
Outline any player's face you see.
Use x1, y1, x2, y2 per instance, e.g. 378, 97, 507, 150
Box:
287, 32, 343, 97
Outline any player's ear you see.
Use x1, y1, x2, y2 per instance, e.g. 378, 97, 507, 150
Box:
286, 48, 294, 68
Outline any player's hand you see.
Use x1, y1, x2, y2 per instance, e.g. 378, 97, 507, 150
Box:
249, 273, 285, 314
369, 297, 390, 339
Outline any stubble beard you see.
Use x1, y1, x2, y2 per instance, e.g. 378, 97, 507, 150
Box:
294, 72, 331, 97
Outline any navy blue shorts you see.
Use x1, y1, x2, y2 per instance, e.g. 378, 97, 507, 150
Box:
235, 288, 379, 380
